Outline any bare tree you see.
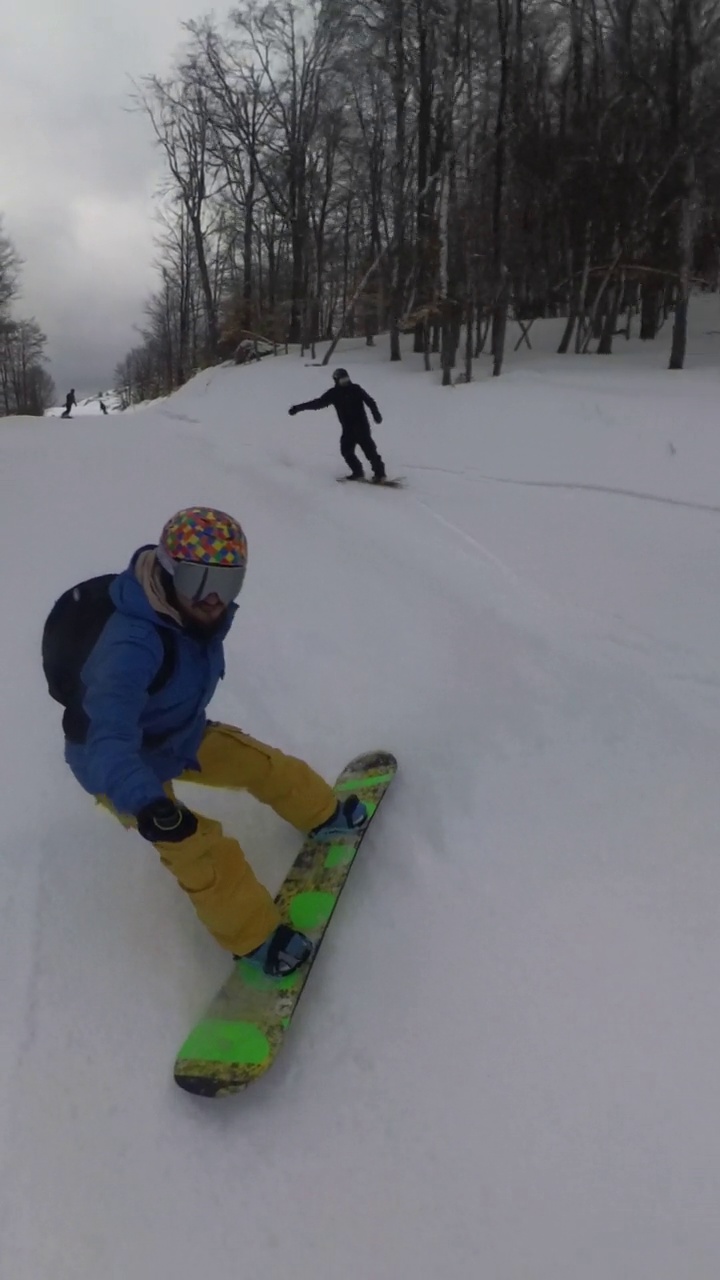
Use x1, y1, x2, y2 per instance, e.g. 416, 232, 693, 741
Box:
229, 0, 345, 342
0, 219, 22, 315
0, 219, 52, 416
0, 319, 53, 415
136, 74, 222, 360
119, 0, 720, 390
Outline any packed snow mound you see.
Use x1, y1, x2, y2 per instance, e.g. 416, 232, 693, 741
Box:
3, 299, 720, 1279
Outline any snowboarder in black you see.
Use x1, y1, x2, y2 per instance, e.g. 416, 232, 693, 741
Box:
289, 369, 386, 482
61, 389, 77, 419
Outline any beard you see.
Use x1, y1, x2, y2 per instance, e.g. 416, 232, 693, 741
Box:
160, 566, 227, 638
179, 606, 227, 640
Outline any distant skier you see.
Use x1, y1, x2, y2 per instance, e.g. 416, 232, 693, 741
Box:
289, 368, 386, 482
42, 507, 370, 979
61, 389, 77, 419
99, 400, 108, 415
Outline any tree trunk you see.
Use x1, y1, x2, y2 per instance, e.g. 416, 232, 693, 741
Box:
669, 292, 687, 369
413, 0, 435, 354
491, 270, 509, 377
288, 222, 306, 344
669, 157, 697, 370
190, 212, 220, 358
573, 240, 592, 352
242, 173, 256, 328
491, 0, 511, 378
581, 252, 621, 353
558, 227, 590, 354
389, 0, 407, 362
640, 282, 660, 339
423, 318, 431, 371
464, 293, 474, 382
597, 283, 620, 354
476, 306, 491, 355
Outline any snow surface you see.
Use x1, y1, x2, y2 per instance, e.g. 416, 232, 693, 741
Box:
3, 303, 720, 1278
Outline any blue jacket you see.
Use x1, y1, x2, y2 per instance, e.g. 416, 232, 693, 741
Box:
65, 548, 236, 816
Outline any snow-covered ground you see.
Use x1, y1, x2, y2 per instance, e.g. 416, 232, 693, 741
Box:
3, 300, 720, 1278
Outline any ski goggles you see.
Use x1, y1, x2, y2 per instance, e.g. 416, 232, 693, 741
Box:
172, 559, 246, 604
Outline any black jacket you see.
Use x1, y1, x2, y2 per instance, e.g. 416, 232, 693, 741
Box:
293, 383, 382, 433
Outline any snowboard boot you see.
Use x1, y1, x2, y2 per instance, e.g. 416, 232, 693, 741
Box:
239, 924, 313, 978
309, 794, 369, 840
343, 470, 365, 481
371, 473, 387, 484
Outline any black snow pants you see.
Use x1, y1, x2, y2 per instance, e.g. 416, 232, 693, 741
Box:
340, 425, 385, 478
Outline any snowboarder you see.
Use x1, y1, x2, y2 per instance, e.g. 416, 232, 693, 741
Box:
99, 399, 108, 415
61, 389, 77, 419
47, 507, 369, 978
289, 368, 387, 482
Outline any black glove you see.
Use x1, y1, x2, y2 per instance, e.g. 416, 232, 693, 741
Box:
288, 405, 299, 416
374, 413, 383, 424
136, 797, 198, 844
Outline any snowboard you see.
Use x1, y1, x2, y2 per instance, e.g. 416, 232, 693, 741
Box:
174, 750, 397, 1097
336, 476, 405, 489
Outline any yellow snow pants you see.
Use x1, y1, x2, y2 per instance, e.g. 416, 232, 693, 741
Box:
98, 724, 337, 957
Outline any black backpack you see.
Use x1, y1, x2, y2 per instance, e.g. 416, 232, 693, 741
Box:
42, 574, 176, 743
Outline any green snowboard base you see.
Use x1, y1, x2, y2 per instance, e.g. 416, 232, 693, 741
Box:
174, 750, 397, 1097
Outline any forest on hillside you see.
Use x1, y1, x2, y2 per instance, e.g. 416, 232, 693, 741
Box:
116, 0, 720, 400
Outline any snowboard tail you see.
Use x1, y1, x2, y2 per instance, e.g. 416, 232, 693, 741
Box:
174, 750, 397, 1097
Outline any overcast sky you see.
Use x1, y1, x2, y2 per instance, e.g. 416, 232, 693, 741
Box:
1, 0, 204, 397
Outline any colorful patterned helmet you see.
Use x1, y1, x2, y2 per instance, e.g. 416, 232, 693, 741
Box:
159, 507, 247, 567
157, 507, 248, 604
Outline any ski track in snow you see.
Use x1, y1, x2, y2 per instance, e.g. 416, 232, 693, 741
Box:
463, 469, 720, 515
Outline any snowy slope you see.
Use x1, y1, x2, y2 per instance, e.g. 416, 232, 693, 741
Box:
46, 388, 123, 416
3, 303, 720, 1278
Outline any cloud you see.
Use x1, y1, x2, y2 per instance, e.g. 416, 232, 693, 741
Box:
1, 0, 201, 394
